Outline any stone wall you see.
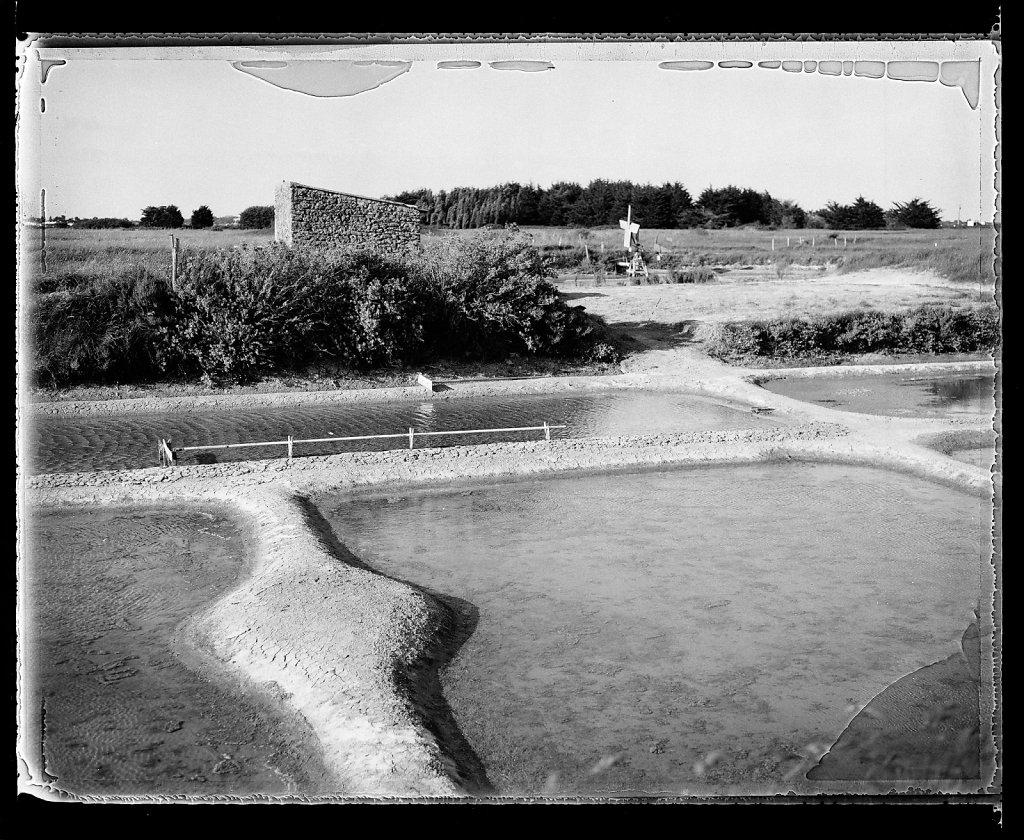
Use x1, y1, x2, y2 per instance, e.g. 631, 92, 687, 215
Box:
274, 181, 420, 252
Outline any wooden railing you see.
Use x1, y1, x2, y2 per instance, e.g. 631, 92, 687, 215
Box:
158, 422, 566, 466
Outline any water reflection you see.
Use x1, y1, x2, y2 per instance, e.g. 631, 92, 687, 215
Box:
917, 375, 990, 410
763, 372, 995, 418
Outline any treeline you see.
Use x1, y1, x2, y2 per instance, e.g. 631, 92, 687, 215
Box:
388, 181, 942, 231
41, 215, 135, 229
37, 204, 275, 230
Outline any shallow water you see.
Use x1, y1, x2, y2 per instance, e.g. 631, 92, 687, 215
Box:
318, 463, 988, 795
948, 446, 995, 470
760, 371, 995, 418
22, 506, 331, 797
28, 391, 774, 474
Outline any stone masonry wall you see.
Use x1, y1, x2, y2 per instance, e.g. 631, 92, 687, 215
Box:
275, 181, 420, 252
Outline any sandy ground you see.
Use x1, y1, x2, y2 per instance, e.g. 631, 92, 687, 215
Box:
560, 267, 994, 325
18, 267, 1001, 801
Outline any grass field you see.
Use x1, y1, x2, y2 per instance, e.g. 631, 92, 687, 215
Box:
412, 225, 996, 283
20, 226, 275, 282
22, 224, 996, 286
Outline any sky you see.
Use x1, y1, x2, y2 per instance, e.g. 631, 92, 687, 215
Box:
19, 42, 999, 223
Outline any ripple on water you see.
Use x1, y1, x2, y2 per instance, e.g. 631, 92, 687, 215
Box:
317, 462, 988, 796
28, 391, 776, 474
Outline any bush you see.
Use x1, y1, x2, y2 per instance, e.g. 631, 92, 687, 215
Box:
540, 244, 589, 271
30, 231, 618, 387
671, 267, 716, 284
416, 231, 606, 360
32, 268, 174, 385
161, 245, 423, 382
706, 305, 999, 362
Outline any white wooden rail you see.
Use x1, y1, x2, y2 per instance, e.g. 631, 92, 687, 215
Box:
158, 422, 566, 467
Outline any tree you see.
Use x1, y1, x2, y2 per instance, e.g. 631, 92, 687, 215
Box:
890, 198, 941, 229
818, 196, 885, 230
190, 205, 214, 228
764, 197, 806, 229
697, 185, 770, 227
238, 205, 275, 229
140, 205, 184, 228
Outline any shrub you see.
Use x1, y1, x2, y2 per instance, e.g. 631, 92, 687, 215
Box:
705, 304, 1000, 362
836, 310, 902, 353
238, 205, 275, 229
161, 245, 424, 382
29, 231, 618, 387
669, 267, 716, 284
32, 268, 174, 385
415, 231, 604, 360
540, 244, 589, 271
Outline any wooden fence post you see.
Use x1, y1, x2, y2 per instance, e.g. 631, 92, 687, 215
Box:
544, 421, 551, 442
287, 435, 293, 462
170, 235, 179, 291
409, 427, 415, 449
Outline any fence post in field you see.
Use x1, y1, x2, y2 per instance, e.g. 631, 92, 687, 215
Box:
287, 435, 293, 462
812, 237, 815, 247
771, 237, 775, 251
544, 421, 551, 442
170, 235, 179, 291
787, 237, 791, 247
409, 427, 415, 449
